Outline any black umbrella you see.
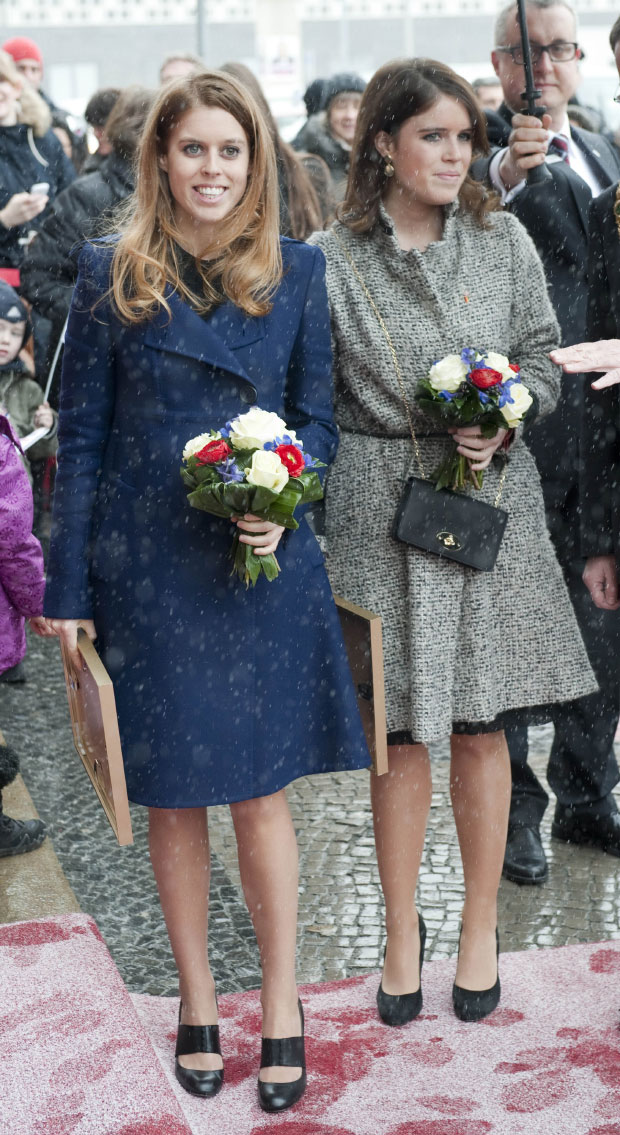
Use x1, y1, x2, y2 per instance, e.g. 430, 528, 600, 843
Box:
516, 0, 551, 183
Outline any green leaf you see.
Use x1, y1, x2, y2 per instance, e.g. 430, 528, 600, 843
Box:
298, 470, 324, 503
259, 552, 281, 582
228, 448, 256, 470
180, 466, 196, 489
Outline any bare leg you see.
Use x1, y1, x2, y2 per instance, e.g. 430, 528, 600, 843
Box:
450, 730, 511, 990
370, 743, 432, 993
148, 806, 222, 1072
230, 789, 301, 1085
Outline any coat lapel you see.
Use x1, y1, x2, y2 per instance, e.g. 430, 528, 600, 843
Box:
144, 287, 263, 390
572, 128, 618, 188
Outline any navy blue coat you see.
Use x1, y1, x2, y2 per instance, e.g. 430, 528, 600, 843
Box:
44, 238, 370, 807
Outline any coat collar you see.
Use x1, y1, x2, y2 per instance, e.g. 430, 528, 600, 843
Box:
570, 126, 617, 187
144, 285, 263, 393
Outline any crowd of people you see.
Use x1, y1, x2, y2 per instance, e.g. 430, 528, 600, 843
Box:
1, 0, 620, 1115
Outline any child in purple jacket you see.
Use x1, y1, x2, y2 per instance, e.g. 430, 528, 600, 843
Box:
0, 414, 47, 855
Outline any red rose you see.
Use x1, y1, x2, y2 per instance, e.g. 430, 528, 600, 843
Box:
470, 367, 503, 390
195, 439, 232, 465
274, 443, 305, 477
509, 363, 520, 373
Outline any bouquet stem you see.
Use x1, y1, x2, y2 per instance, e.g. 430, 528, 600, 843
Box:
231, 530, 281, 587
433, 447, 484, 492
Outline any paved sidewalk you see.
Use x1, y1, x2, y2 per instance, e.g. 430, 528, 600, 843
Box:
1, 632, 618, 997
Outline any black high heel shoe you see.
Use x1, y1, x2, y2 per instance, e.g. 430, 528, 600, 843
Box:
452, 927, 500, 1022
258, 998, 306, 1113
377, 914, 426, 1027
175, 1001, 224, 1098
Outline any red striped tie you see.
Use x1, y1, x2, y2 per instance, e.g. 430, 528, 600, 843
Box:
548, 135, 570, 165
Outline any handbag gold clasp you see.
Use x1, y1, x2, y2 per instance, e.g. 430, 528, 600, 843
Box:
436, 531, 462, 550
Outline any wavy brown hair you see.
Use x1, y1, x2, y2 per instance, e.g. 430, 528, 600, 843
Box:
339, 58, 497, 234
220, 62, 323, 239
110, 69, 282, 323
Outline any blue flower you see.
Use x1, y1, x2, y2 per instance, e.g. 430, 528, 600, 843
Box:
220, 422, 233, 438
263, 433, 297, 451
438, 390, 457, 401
461, 346, 484, 368
498, 378, 517, 408
302, 452, 320, 469
218, 457, 245, 483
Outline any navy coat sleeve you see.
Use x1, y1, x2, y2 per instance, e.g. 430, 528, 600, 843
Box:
282, 242, 338, 472
44, 243, 116, 618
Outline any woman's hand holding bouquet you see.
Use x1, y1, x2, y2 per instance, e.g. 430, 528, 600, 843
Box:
416, 348, 533, 491
181, 406, 324, 585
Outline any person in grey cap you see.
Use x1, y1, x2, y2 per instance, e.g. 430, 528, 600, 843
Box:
0, 279, 56, 486
292, 71, 365, 198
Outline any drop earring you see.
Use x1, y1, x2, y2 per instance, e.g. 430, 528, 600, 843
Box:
384, 157, 395, 178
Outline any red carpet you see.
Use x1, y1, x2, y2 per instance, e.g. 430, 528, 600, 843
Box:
133, 942, 620, 1135
0, 913, 191, 1135
2, 914, 620, 1135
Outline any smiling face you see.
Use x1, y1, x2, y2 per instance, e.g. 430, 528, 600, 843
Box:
0, 318, 25, 365
491, 3, 581, 116
328, 92, 362, 145
0, 76, 21, 127
160, 105, 251, 252
376, 95, 473, 213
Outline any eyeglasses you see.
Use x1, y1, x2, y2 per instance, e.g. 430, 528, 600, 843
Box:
496, 41, 580, 65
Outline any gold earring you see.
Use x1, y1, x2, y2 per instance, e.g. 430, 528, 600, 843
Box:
384, 157, 395, 178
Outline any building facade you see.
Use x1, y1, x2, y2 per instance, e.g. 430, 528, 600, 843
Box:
1, 0, 618, 122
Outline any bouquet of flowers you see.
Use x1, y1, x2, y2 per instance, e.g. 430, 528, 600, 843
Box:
416, 347, 533, 490
180, 406, 324, 586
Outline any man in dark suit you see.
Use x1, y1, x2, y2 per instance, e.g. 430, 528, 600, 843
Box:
475, 0, 620, 884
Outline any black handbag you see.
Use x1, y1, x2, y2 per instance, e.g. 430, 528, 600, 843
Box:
393, 476, 508, 571
333, 230, 509, 572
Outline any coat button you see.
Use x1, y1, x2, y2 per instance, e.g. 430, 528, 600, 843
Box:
240, 387, 257, 404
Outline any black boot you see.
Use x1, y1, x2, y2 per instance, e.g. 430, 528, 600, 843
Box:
502, 824, 548, 885
0, 811, 46, 858
0, 662, 26, 684
0, 771, 46, 859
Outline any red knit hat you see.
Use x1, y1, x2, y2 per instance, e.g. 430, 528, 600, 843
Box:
2, 37, 43, 65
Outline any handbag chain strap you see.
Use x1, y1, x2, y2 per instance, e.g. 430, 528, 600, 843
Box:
332, 228, 507, 508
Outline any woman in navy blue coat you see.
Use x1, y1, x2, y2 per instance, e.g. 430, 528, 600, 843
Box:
44, 72, 369, 1112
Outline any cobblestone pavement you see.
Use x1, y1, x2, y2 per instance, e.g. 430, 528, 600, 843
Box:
2, 631, 619, 998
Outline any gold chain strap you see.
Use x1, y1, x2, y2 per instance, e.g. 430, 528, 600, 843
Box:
331, 228, 507, 509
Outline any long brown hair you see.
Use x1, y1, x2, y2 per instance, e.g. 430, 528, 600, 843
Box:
220, 61, 323, 240
340, 58, 497, 234
110, 70, 282, 323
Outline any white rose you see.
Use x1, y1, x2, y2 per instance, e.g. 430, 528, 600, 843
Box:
500, 381, 533, 428
486, 351, 516, 382
428, 355, 468, 393
183, 432, 218, 461
229, 407, 290, 450
246, 449, 289, 494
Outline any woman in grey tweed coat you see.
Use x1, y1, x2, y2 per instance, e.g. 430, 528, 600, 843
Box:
310, 60, 596, 1025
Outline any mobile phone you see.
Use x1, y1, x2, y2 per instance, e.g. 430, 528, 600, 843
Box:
30, 182, 50, 196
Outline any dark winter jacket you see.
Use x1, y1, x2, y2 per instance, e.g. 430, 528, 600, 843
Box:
0, 358, 57, 479
20, 152, 134, 338
0, 123, 75, 268
291, 113, 350, 199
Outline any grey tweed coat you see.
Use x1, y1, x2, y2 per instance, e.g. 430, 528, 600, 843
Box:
310, 207, 597, 742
